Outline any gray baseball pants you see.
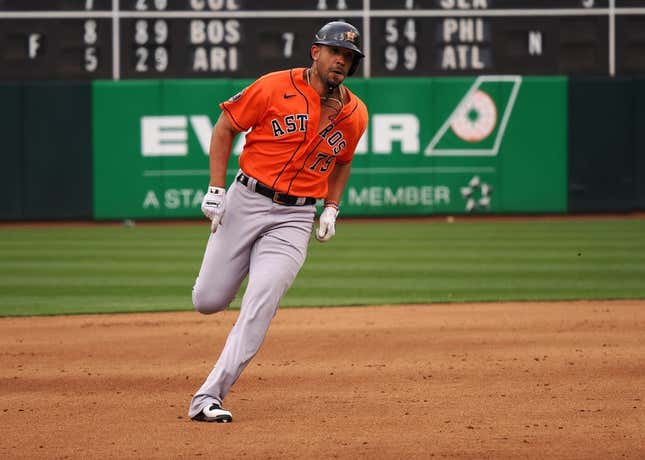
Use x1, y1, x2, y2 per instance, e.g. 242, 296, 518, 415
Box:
188, 174, 315, 419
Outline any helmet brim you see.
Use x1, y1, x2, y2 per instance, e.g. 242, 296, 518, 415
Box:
313, 40, 365, 59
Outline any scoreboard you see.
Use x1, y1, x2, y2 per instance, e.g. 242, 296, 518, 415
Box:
1, 0, 644, 79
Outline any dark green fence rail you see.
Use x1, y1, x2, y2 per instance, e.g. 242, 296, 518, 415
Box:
568, 77, 645, 213
0, 81, 92, 220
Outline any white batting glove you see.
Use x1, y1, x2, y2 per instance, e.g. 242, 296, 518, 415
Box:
316, 205, 339, 243
201, 186, 226, 233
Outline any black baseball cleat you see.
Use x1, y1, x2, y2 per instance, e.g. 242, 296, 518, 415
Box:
192, 403, 233, 423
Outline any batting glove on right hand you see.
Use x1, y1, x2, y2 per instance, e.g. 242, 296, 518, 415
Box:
316, 205, 339, 243
201, 186, 226, 233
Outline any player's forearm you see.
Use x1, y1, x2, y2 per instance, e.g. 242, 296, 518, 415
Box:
326, 162, 352, 206
208, 113, 238, 188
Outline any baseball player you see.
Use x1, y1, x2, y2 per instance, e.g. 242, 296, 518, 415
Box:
188, 21, 368, 423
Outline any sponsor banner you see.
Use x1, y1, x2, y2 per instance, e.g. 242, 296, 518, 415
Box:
93, 79, 250, 219
92, 77, 567, 219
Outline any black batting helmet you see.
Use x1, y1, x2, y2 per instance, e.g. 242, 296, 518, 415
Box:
311, 21, 364, 76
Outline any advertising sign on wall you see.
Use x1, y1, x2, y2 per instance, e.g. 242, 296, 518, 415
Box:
93, 76, 567, 219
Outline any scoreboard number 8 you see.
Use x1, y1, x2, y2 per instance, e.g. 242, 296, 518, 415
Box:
84, 20, 98, 45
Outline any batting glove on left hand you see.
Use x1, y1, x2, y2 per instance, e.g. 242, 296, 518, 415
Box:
316, 205, 339, 243
201, 186, 226, 233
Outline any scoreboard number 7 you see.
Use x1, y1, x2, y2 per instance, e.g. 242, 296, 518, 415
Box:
282, 32, 294, 58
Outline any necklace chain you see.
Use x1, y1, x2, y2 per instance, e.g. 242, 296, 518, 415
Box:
306, 68, 345, 111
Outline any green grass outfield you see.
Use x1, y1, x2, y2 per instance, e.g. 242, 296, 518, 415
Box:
1, 218, 644, 316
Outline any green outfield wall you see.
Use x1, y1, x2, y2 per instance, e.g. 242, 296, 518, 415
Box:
0, 81, 93, 220
92, 76, 568, 219
4, 77, 645, 221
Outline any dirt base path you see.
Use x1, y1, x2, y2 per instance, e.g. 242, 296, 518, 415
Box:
1, 301, 644, 459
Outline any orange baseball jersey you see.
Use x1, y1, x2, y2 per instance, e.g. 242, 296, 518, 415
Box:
219, 68, 368, 198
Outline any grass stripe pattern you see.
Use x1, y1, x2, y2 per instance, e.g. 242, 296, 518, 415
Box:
0, 219, 643, 316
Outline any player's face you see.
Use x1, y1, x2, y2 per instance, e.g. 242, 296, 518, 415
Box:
314, 45, 354, 87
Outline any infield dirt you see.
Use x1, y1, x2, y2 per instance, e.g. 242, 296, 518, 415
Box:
1, 300, 643, 459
